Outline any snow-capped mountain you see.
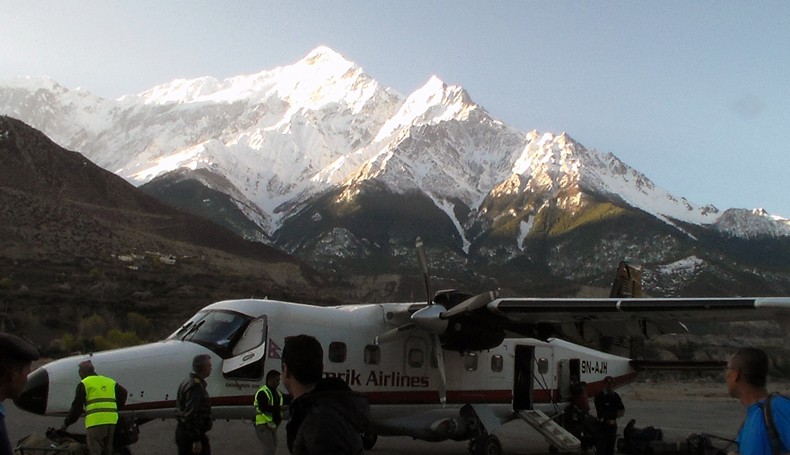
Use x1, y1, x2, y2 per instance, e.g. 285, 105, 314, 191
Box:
3, 46, 790, 294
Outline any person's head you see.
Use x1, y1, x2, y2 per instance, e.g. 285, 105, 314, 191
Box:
603, 376, 614, 392
265, 369, 281, 389
0, 332, 40, 401
192, 354, 212, 379
281, 335, 323, 394
78, 360, 96, 379
726, 347, 769, 398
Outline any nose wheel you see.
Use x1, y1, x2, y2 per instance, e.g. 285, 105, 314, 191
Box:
468, 434, 502, 455
462, 405, 503, 455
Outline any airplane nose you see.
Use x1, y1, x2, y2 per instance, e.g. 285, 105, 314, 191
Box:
14, 367, 48, 415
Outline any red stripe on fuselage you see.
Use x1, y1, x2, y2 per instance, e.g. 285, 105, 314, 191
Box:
121, 373, 638, 411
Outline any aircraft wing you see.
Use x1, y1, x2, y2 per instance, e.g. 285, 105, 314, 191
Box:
486, 297, 790, 339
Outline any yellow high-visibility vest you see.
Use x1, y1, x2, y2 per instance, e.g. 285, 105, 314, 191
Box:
81, 375, 118, 428
254, 385, 283, 426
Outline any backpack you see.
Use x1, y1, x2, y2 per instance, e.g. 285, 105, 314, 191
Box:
14, 433, 87, 455
759, 393, 789, 455
619, 419, 664, 455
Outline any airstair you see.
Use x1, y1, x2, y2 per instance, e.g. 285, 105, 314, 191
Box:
517, 409, 581, 452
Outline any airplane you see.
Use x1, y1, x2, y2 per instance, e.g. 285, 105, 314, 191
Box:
14, 238, 790, 455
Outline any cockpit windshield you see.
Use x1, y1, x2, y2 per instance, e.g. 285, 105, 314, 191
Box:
167, 310, 251, 358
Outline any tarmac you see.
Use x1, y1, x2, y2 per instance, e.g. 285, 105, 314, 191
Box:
5, 387, 746, 455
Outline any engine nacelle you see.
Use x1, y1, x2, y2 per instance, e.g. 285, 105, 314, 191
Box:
440, 314, 505, 352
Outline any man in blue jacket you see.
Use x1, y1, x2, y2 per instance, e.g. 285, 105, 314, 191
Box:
726, 347, 790, 455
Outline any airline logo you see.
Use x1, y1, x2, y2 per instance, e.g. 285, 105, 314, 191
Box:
325, 369, 430, 388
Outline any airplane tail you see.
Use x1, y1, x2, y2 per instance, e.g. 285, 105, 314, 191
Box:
610, 261, 643, 298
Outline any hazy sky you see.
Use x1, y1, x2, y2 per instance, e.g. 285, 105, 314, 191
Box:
3, 1, 789, 216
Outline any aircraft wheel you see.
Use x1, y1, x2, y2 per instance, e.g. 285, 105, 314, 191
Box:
479, 435, 502, 455
362, 431, 378, 450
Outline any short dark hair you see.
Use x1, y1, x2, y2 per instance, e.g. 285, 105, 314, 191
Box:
731, 347, 769, 387
281, 335, 323, 385
0, 333, 39, 378
192, 354, 211, 373
266, 369, 281, 382
0, 333, 39, 364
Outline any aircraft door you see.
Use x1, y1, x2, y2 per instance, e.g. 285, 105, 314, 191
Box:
222, 316, 267, 380
558, 358, 581, 401
513, 345, 534, 411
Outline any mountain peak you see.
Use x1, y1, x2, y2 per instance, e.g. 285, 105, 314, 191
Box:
134, 47, 362, 106
416, 76, 474, 108
302, 46, 351, 66
2, 76, 65, 94
373, 75, 479, 140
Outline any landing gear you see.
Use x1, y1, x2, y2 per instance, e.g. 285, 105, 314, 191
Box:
362, 431, 378, 450
462, 405, 503, 455
468, 434, 502, 455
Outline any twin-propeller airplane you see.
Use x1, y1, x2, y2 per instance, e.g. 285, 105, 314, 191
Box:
15, 239, 790, 455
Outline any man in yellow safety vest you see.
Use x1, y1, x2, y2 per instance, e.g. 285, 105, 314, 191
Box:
62, 360, 128, 455
254, 369, 285, 454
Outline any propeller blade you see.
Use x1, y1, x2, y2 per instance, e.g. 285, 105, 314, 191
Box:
373, 323, 416, 345
431, 334, 447, 406
440, 290, 499, 319
416, 237, 431, 305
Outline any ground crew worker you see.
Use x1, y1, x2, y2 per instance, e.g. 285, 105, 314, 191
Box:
176, 354, 213, 455
254, 369, 284, 454
594, 376, 625, 455
61, 360, 128, 455
0, 332, 40, 455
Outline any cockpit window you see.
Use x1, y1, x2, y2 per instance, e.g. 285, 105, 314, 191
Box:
167, 310, 251, 358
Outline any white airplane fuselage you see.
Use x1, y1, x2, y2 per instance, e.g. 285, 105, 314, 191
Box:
18, 299, 636, 441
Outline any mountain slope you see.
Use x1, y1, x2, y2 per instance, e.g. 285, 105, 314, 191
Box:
0, 117, 330, 339
2, 47, 790, 296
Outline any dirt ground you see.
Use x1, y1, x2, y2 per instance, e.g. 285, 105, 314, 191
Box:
10, 380, 785, 454
620, 380, 790, 402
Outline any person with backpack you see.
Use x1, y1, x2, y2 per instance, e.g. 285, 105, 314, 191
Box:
726, 347, 790, 455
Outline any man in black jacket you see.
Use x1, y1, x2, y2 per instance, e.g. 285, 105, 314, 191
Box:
0, 332, 39, 455
594, 376, 625, 455
281, 335, 369, 455
176, 354, 213, 455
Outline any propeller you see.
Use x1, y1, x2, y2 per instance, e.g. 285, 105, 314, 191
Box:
373, 237, 499, 405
